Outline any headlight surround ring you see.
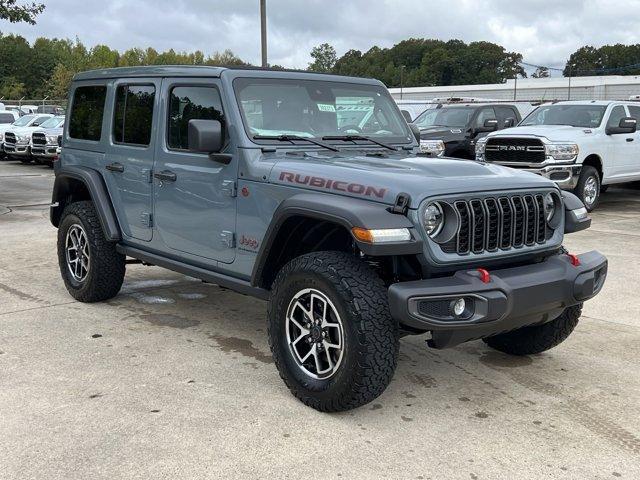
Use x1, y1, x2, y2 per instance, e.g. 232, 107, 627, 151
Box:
422, 202, 444, 238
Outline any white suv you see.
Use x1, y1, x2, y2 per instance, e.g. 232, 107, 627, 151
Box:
476, 101, 640, 210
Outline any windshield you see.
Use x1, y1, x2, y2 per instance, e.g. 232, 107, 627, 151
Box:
39, 116, 64, 129
414, 107, 475, 128
233, 78, 411, 144
521, 105, 607, 128
12, 115, 35, 127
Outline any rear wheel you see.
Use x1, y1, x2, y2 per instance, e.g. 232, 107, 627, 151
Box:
57, 201, 126, 302
483, 305, 582, 355
575, 166, 600, 211
268, 251, 399, 412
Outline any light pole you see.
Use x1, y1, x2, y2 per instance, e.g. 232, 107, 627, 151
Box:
568, 63, 575, 100
400, 65, 406, 99
260, 0, 267, 67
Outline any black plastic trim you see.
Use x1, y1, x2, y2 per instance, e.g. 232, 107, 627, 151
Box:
561, 190, 592, 234
50, 164, 121, 241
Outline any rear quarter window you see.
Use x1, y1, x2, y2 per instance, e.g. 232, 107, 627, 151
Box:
0, 113, 14, 123
69, 86, 107, 141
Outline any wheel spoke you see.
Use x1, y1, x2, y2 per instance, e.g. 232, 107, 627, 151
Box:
291, 331, 307, 347
323, 340, 340, 350
324, 346, 333, 370
312, 347, 322, 373
288, 314, 309, 334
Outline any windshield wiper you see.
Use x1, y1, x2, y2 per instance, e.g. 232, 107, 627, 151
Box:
321, 135, 398, 151
253, 134, 339, 152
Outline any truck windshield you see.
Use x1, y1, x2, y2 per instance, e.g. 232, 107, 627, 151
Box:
39, 116, 64, 129
233, 78, 412, 145
521, 105, 607, 128
414, 107, 475, 128
12, 115, 35, 127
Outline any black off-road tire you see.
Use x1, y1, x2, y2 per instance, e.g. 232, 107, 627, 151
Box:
483, 305, 582, 355
575, 166, 600, 211
268, 251, 399, 412
57, 201, 126, 302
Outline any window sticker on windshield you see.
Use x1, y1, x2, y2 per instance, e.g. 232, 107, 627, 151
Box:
317, 103, 336, 112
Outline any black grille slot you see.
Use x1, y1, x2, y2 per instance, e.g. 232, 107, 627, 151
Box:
418, 299, 451, 318
32, 132, 47, 146
444, 193, 551, 256
4, 132, 16, 145
485, 137, 546, 164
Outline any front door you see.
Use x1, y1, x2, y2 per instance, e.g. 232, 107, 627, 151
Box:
103, 79, 159, 241
152, 78, 237, 264
603, 104, 635, 181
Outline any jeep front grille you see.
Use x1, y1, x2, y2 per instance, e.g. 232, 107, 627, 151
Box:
485, 138, 545, 164
32, 132, 47, 146
442, 194, 550, 255
4, 132, 16, 145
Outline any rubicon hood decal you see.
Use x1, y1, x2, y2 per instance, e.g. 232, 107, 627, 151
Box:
279, 171, 387, 199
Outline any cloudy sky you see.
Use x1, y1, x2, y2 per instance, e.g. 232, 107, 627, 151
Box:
5, 0, 640, 71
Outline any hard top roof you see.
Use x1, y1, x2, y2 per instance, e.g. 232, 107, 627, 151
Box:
73, 65, 383, 86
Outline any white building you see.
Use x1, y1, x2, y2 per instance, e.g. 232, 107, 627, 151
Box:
389, 75, 640, 102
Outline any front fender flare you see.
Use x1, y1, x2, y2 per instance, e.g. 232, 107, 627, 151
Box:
50, 165, 121, 241
251, 193, 423, 287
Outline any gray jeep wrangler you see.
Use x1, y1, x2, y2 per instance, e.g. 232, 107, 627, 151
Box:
51, 66, 607, 412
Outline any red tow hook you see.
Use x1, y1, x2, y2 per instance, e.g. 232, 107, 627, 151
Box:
477, 268, 491, 283
567, 253, 581, 267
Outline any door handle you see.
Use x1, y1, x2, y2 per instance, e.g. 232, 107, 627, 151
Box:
153, 170, 177, 182
105, 162, 124, 173
626, 138, 634, 142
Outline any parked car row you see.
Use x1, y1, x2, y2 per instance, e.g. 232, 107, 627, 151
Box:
0, 103, 66, 116
402, 99, 640, 210
0, 112, 64, 166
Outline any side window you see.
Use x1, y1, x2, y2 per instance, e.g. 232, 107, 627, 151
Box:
475, 107, 497, 128
69, 86, 107, 141
607, 106, 627, 128
168, 86, 224, 150
628, 105, 640, 122
113, 85, 156, 146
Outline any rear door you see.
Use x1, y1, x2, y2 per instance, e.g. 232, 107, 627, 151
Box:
103, 79, 159, 241
152, 78, 237, 264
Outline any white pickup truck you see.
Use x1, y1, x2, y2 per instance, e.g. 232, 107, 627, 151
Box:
475, 101, 640, 210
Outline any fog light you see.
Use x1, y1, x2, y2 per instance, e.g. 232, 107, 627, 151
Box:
452, 298, 466, 317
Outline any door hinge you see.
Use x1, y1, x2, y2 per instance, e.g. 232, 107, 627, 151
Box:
220, 230, 236, 248
221, 180, 237, 198
142, 168, 153, 183
141, 212, 153, 227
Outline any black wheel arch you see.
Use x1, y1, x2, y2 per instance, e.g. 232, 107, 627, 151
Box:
251, 193, 423, 289
50, 165, 121, 241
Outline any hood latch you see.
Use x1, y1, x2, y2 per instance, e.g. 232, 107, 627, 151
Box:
391, 192, 411, 215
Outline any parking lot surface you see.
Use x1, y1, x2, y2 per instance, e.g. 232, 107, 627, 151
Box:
1, 160, 639, 479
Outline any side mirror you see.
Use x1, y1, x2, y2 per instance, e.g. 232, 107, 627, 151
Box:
188, 119, 223, 152
504, 117, 516, 128
401, 110, 412, 123
32, 122, 40, 127
408, 123, 421, 143
475, 119, 499, 133
606, 117, 637, 135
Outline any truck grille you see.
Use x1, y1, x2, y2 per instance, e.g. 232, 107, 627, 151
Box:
4, 132, 16, 145
485, 138, 545, 164
442, 194, 550, 255
32, 132, 47, 146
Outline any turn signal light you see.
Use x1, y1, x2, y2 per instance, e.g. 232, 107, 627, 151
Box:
351, 227, 411, 244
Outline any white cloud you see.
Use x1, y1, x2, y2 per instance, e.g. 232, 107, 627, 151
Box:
4, 0, 640, 70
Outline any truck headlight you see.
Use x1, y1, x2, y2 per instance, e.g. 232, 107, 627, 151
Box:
419, 139, 445, 157
475, 138, 488, 160
46, 135, 58, 143
546, 143, 579, 161
17, 134, 29, 143
422, 202, 444, 237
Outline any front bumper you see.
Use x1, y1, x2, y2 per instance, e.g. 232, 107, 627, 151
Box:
496, 164, 581, 190
31, 144, 58, 159
3, 143, 30, 156
389, 251, 607, 349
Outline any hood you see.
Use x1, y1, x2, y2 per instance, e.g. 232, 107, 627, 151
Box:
268, 151, 554, 209
419, 125, 466, 141
38, 127, 63, 135
6, 125, 42, 135
487, 125, 594, 142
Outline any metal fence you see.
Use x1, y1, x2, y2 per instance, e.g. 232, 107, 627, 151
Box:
0, 98, 68, 112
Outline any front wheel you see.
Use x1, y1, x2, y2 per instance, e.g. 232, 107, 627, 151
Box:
19, 157, 32, 164
575, 166, 600, 211
268, 251, 399, 412
483, 305, 582, 355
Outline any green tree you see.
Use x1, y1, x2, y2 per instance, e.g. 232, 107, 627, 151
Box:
532, 66, 550, 78
0, 76, 26, 98
46, 63, 75, 99
564, 43, 640, 76
308, 43, 337, 72
0, 0, 45, 24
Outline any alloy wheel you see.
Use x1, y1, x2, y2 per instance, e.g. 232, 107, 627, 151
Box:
65, 224, 90, 282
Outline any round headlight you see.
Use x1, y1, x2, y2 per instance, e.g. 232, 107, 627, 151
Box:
544, 193, 556, 222
422, 202, 444, 237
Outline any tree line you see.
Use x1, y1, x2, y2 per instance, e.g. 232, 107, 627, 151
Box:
3, 31, 640, 100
